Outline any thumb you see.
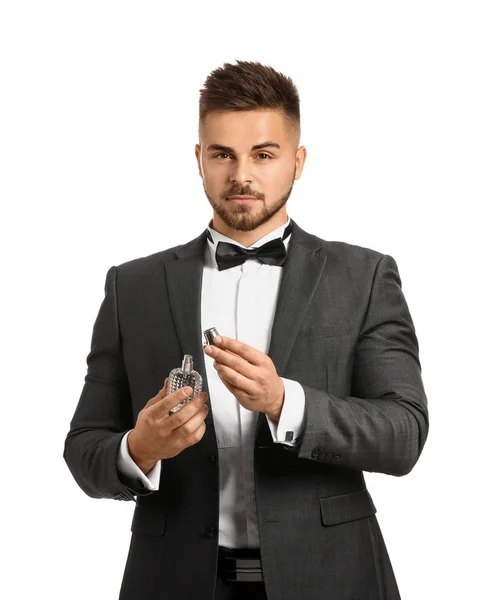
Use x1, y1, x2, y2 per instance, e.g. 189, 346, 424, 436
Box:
146, 377, 170, 407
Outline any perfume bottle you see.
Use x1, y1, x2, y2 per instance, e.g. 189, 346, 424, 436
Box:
167, 354, 203, 414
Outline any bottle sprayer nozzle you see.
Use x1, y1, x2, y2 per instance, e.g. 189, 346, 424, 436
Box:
182, 354, 193, 372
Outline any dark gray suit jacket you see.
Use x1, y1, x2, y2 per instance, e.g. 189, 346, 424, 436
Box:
63, 218, 428, 600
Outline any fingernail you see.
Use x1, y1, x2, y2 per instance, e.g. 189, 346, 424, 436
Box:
214, 335, 222, 344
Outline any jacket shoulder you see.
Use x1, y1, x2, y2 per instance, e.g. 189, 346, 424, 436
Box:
112, 244, 183, 278
308, 232, 388, 268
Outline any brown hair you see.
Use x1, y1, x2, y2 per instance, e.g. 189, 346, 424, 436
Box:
198, 59, 300, 145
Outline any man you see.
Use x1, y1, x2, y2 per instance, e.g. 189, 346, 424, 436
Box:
64, 59, 428, 600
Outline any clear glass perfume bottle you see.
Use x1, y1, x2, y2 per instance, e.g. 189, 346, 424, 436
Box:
167, 354, 203, 414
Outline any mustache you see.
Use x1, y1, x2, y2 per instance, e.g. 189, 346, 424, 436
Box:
224, 190, 262, 199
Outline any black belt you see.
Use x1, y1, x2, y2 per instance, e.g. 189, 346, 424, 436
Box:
218, 545, 264, 582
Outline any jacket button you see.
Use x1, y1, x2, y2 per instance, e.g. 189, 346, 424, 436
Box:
311, 447, 320, 458
205, 525, 217, 538
209, 454, 217, 463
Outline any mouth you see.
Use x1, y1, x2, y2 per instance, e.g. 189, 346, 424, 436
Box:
228, 196, 259, 203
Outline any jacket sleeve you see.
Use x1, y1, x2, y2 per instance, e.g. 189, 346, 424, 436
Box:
282, 254, 429, 477
63, 265, 155, 501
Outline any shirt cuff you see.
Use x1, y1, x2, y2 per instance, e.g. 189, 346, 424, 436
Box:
266, 377, 306, 446
117, 430, 161, 490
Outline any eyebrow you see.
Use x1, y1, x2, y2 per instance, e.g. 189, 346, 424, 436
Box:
206, 141, 281, 153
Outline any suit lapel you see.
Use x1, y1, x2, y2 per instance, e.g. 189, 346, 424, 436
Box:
163, 218, 326, 449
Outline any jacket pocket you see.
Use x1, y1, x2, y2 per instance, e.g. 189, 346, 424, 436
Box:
320, 488, 376, 527
130, 506, 167, 536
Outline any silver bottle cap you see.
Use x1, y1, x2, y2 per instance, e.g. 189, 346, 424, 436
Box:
203, 327, 220, 346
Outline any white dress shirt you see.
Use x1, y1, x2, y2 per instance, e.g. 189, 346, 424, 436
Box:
117, 215, 307, 548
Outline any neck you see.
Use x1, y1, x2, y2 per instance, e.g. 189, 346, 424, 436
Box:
210, 213, 289, 247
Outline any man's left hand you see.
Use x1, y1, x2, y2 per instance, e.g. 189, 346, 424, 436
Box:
203, 335, 285, 420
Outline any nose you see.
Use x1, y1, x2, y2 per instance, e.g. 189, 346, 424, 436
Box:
229, 156, 253, 185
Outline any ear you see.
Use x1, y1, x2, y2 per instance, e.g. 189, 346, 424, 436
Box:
294, 146, 307, 181
195, 144, 203, 178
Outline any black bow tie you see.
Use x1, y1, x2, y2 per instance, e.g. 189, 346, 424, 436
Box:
207, 221, 293, 271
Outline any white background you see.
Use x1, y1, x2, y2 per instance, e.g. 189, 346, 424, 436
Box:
1, 1, 493, 598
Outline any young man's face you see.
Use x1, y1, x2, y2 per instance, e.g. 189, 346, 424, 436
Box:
195, 109, 306, 233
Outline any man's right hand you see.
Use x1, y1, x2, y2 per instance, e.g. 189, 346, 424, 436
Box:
127, 377, 209, 473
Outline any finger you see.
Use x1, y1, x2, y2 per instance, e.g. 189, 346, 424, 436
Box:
217, 375, 248, 407
214, 363, 256, 395
212, 335, 265, 366
168, 398, 210, 435
206, 345, 258, 381
153, 385, 208, 420
161, 392, 209, 426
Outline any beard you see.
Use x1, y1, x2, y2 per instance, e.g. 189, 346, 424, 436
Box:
203, 166, 296, 232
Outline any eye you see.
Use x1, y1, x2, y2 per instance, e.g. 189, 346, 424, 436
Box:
212, 152, 272, 161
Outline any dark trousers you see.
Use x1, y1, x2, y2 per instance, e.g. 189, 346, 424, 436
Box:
214, 570, 268, 600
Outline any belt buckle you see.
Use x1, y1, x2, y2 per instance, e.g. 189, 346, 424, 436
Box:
220, 550, 264, 583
